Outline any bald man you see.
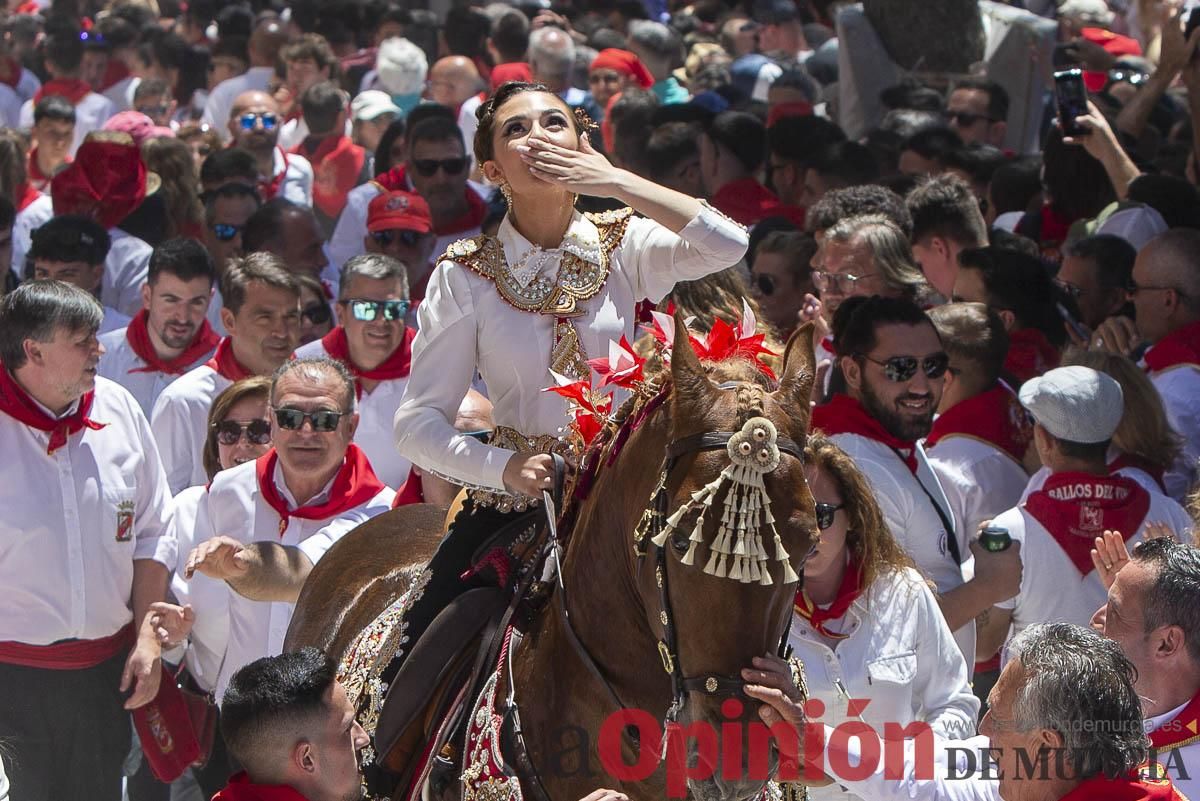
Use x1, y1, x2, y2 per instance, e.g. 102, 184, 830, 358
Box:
529, 27, 584, 104
428, 56, 486, 168
204, 18, 288, 140
229, 90, 314, 206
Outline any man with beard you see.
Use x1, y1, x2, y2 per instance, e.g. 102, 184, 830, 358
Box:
151, 253, 300, 493
401, 115, 487, 255
98, 239, 219, 415
810, 295, 979, 666
227, 90, 313, 206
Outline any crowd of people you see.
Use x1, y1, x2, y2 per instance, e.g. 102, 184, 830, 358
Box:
3, 0, 1200, 799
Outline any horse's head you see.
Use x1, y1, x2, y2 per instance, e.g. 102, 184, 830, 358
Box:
631, 316, 817, 801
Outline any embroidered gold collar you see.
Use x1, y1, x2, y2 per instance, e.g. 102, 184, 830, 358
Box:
442, 207, 633, 318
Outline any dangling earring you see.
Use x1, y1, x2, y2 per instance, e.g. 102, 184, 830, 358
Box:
499, 181, 513, 206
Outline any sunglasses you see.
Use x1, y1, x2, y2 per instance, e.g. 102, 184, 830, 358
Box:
214, 418, 272, 446
346, 298, 410, 322
859, 353, 950, 382
949, 110, 995, 127
411, 157, 468, 177
301, 302, 332, 325
371, 229, 423, 248
211, 223, 242, 241
754, 273, 778, 297
273, 407, 348, 432
1053, 278, 1083, 299
239, 112, 278, 131
812, 270, 877, 294
815, 501, 845, 531
137, 104, 170, 118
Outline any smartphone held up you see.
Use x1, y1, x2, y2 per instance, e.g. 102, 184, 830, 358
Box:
1054, 68, 1089, 137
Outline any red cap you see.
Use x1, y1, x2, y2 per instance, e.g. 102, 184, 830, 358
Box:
367, 190, 433, 234
131, 664, 201, 783
51, 132, 149, 229
490, 62, 534, 91
589, 49, 654, 89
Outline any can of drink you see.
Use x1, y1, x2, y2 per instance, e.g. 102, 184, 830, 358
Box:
979, 525, 1012, 553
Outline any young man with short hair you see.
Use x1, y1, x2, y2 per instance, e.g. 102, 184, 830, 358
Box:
28, 95, 75, 192
28, 214, 127, 333
18, 24, 116, 154
906, 173, 989, 298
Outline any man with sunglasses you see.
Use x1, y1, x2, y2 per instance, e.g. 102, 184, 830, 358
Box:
363, 190, 437, 304
203, 183, 262, 335
228, 90, 314, 206
152, 253, 301, 493
405, 115, 488, 252
202, 18, 287, 144
946, 77, 1009, 148
184, 358, 394, 699
296, 254, 415, 486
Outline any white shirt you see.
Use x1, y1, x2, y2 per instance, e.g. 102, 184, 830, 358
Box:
150, 363, 232, 494
1144, 698, 1200, 801
19, 92, 116, 157
103, 227, 153, 318
97, 326, 218, 416
103, 75, 140, 112
296, 337, 413, 487
927, 436, 1030, 538
829, 433, 975, 667
199, 457, 395, 698
1148, 365, 1200, 501
993, 486, 1192, 639
394, 205, 749, 490
202, 66, 274, 142
99, 305, 131, 335
14, 68, 39, 104
168, 485, 229, 693
0, 83, 21, 129
790, 567, 978, 801
13, 193, 52, 275
0, 376, 174, 644
271, 146, 314, 207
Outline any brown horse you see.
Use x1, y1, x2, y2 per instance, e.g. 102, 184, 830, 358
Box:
285, 320, 818, 801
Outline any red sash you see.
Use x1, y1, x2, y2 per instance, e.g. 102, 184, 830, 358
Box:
1057, 771, 1186, 800
811, 393, 917, 474
214, 773, 314, 801
0, 364, 107, 454
794, 560, 863, 640
34, 78, 92, 106
1109, 453, 1167, 494
132, 664, 201, 782
259, 148, 290, 201
0, 622, 134, 669
126, 311, 221, 375
925, 384, 1032, 465
296, 135, 366, 220
1149, 691, 1200, 751
1144, 319, 1200, 374
1024, 472, 1150, 575
320, 326, 414, 383
255, 444, 386, 536
1005, 328, 1060, 385
392, 467, 425, 507
204, 337, 254, 382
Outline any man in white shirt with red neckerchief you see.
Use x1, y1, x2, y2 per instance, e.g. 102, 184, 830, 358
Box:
228, 90, 314, 207
17, 25, 114, 156
98, 239, 220, 416
184, 357, 395, 697
978, 366, 1193, 663
151, 253, 300, 494
202, 18, 287, 142
811, 295, 1024, 671
0, 281, 174, 801
296, 254, 414, 487
362, 190, 437, 314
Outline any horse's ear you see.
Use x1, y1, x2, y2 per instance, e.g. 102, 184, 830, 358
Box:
775, 321, 816, 427
670, 309, 713, 407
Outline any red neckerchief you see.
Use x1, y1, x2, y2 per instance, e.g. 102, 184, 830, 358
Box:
1057, 771, 1186, 801
436, 188, 488, 236
27, 148, 67, 192
34, 78, 92, 106
1109, 453, 1167, 493
98, 59, 130, 92
811, 393, 918, 474
320, 326, 415, 383
710, 177, 797, 227
16, 182, 40, 212
1024, 471, 1150, 575
254, 444, 386, 536
213, 772, 313, 801
0, 364, 107, 454
925, 384, 1033, 465
392, 466, 425, 507
0, 57, 20, 89
204, 337, 254, 382
1036, 203, 1075, 263
1005, 328, 1060, 385
126, 311, 220, 375
819, 336, 837, 356
1149, 690, 1200, 751
374, 164, 407, 192
258, 148, 289, 201
794, 559, 864, 640
1144, 319, 1200, 374
295, 135, 366, 220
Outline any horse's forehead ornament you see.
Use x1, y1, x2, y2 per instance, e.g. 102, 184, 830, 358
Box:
650, 416, 800, 586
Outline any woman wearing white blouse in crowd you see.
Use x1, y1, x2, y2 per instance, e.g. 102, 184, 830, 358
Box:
790, 433, 979, 800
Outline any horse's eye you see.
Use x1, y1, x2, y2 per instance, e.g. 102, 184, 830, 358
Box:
671, 532, 690, 555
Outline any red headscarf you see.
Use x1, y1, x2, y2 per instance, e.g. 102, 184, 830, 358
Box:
589, 49, 654, 89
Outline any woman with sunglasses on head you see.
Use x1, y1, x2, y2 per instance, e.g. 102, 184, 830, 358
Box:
790, 433, 980, 799
294, 273, 334, 345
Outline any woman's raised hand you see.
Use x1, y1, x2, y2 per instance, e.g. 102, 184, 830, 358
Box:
519, 133, 623, 197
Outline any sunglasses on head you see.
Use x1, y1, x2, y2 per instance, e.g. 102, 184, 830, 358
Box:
859, 353, 950, 382
301, 302, 332, 325
211, 223, 242, 241
345, 298, 410, 322
273, 407, 348, 432
411, 157, 468, 177
239, 112, 278, 131
214, 418, 272, 446
371, 229, 423, 248
815, 501, 845, 531
754, 272, 778, 297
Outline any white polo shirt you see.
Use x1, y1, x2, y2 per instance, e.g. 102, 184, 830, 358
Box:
828, 433, 975, 668
1148, 365, 1200, 501
0, 376, 174, 644
102, 227, 153, 319
168, 485, 229, 693
97, 327, 218, 417
295, 337, 413, 487
926, 436, 1030, 538
19, 91, 116, 156
150, 363, 233, 494
198, 457, 394, 698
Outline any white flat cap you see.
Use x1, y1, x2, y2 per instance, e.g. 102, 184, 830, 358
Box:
1018, 366, 1124, 443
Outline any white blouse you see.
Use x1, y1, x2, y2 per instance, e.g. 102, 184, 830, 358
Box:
393, 204, 749, 491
